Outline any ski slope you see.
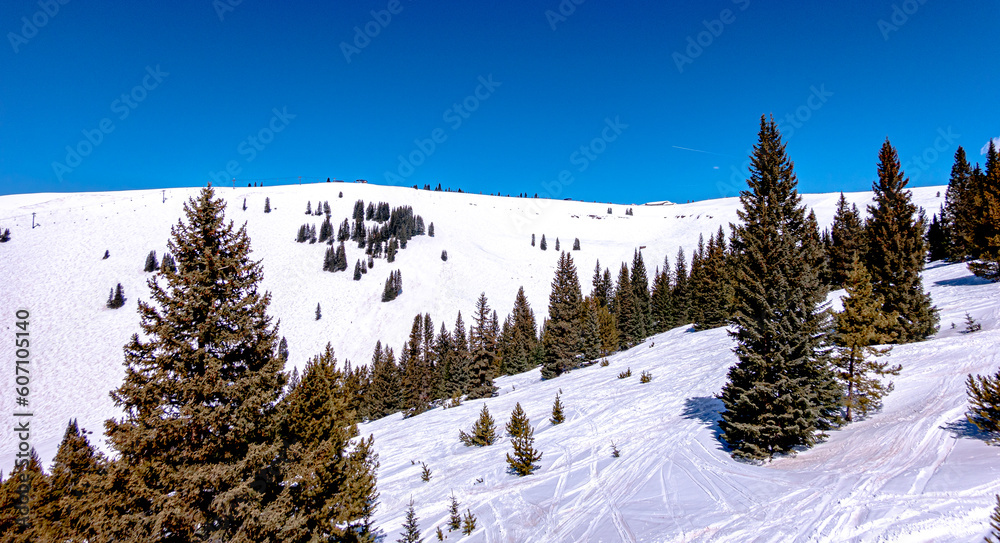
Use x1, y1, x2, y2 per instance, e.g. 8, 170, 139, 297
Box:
1, 182, 998, 541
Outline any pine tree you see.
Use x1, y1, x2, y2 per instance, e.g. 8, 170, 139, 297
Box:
506, 403, 542, 476
448, 312, 471, 397
719, 116, 841, 460
467, 293, 498, 399
555, 238, 560, 251
592, 260, 611, 307
323, 245, 336, 272
631, 249, 652, 336
367, 341, 402, 419
398, 499, 423, 543
335, 241, 348, 272
612, 263, 641, 348
573, 238, 581, 250
264, 197, 271, 213
278, 336, 289, 362
693, 228, 732, 330
103, 249, 110, 259
926, 210, 949, 261
354, 259, 363, 280
531, 233, 535, 247
987, 494, 1000, 543
32, 420, 106, 542
316, 302, 322, 320
143, 250, 159, 272
541, 252, 584, 379
428, 222, 435, 237
242, 198, 247, 211
967, 367, 1000, 442
305, 201, 311, 214
0, 448, 45, 540
596, 300, 619, 357
829, 193, 866, 286
448, 495, 461, 531
550, 393, 565, 424
106, 283, 125, 309
650, 255, 673, 333
101, 185, 288, 540
943, 146, 975, 261
834, 259, 900, 422
969, 141, 1000, 281
319, 215, 333, 243
161, 253, 176, 274
579, 296, 602, 362
459, 404, 498, 446
864, 139, 939, 342
461, 509, 477, 535
672, 247, 690, 325
540, 234, 547, 250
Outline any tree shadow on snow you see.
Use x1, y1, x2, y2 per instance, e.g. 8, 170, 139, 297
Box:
681, 396, 731, 453
941, 417, 998, 443
934, 274, 994, 287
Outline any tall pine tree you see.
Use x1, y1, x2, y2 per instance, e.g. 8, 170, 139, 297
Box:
541, 252, 583, 379
719, 116, 841, 460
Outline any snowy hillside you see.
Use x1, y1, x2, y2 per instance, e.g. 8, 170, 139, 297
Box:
2, 182, 999, 540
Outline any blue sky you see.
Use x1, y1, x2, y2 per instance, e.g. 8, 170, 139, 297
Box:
1, 0, 997, 203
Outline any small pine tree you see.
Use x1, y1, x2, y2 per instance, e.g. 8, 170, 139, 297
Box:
555, 238, 560, 251
550, 393, 565, 424
398, 499, 423, 543
264, 197, 271, 213
429, 222, 435, 237
531, 233, 535, 247
441, 250, 448, 261
969, 142, 1000, 281
106, 283, 125, 309
611, 441, 621, 458
420, 462, 432, 482
964, 312, 982, 333
506, 403, 542, 476
242, 198, 247, 211
540, 234, 547, 250
462, 509, 477, 535
354, 259, 362, 280
573, 238, 580, 250
987, 494, 1000, 543
967, 368, 1000, 443
161, 252, 176, 274
459, 404, 497, 446
640, 370, 652, 383
143, 250, 159, 272
102, 249, 109, 259
435, 526, 444, 541
315, 302, 322, 320
448, 494, 461, 531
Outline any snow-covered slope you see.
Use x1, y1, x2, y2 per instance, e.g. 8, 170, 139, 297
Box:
2, 182, 997, 540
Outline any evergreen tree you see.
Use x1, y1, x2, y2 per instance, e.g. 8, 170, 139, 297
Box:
397, 499, 422, 543
0, 448, 45, 541
687, 235, 707, 325
278, 336, 289, 362
354, 259, 363, 280
672, 248, 690, 325
719, 116, 841, 460
323, 245, 336, 272
631, 249, 652, 335
829, 193, 866, 286
319, 216, 333, 243
449, 312, 471, 397
459, 404, 497, 446
265, 343, 380, 541
541, 252, 584, 379
555, 238, 560, 251
579, 296, 602, 362
467, 293, 498, 399
926, 210, 949, 262
264, 197, 271, 213
943, 146, 975, 261
592, 260, 611, 307
144, 250, 159, 272
864, 139, 939, 342
106, 283, 126, 309
987, 495, 1000, 543
505, 403, 542, 476
367, 341, 402, 419
650, 255, 673, 333
316, 302, 322, 320
967, 366, 1000, 442
103, 249, 110, 259
32, 420, 106, 541
596, 300, 619, 357
101, 185, 289, 541
550, 393, 565, 424
969, 141, 1000, 281
161, 253, 176, 274
461, 510, 477, 535
428, 222, 435, 237
441, 249, 448, 261
833, 259, 900, 422
612, 263, 641, 348
531, 233, 535, 247
693, 228, 732, 330
305, 201, 311, 214
448, 495, 461, 531
573, 238, 581, 250
540, 234, 547, 250
335, 242, 349, 272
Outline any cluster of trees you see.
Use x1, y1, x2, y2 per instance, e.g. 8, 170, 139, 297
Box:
2, 186, 381, 541
105, 283, 125, 309
1, 227, 11, 242
382, 270, 403, 302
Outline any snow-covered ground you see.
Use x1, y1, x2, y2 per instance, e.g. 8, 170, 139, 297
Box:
2, 182, 997, 541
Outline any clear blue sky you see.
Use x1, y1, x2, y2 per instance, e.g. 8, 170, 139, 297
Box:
1, 1, 997, 203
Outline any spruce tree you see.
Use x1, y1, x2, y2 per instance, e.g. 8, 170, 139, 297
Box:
335, 242, 348, 272
719, 116, 841, 460
573, 238, 581, 250
555, 238, 560, 251
367, 341, 402, 419
449, 312, 471, 397
969, 141, 1000, 281
448, 495, 461, 531
672, 248, 690, 325
467, 293, 498, 399
143, 250, 159, 272
0, 448, 45, 540
398, 500, 423, 543
305, 201, 311, 214
834, 259, 900, 422
316, 302, 322, 320
531, 233, 535, 247
579, 296, 602, 362
864, 139, 939, 342
987, 495, 1000, 543
967, 367, 1000, 442
354, 259, 363, 280
596, 301, 619, 357
264, 197, 271, 213
540, 234, 547, 250
631, 249, 652, 336
459, 404, 498, 446
541, 252, 584, 379
428, 222, 435, 237
829, 193, 866, 286
33, 420, 106, 542
612, 263, 641, 348
505, 403, 542, 476
102, 185, 288, 541
926, 210, 949, 262
592, 260, 611, 307
650, 255, 673, 333
161, 253, 176, 274
943, 146, 975, 261
693, 228, 732, 330
550, 393, 565, 424
461, 510, 477, 535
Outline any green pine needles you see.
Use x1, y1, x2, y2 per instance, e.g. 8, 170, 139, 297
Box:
505, 402, 542, 476
459, 404, 498, 446
550, 393, 565, 425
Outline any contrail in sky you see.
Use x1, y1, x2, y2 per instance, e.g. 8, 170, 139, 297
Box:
671, 145, 734, 157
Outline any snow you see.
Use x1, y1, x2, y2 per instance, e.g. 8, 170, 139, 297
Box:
1, 182, 997, 541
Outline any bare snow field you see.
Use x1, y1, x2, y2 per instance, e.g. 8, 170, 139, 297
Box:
2, 182, 998, 541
